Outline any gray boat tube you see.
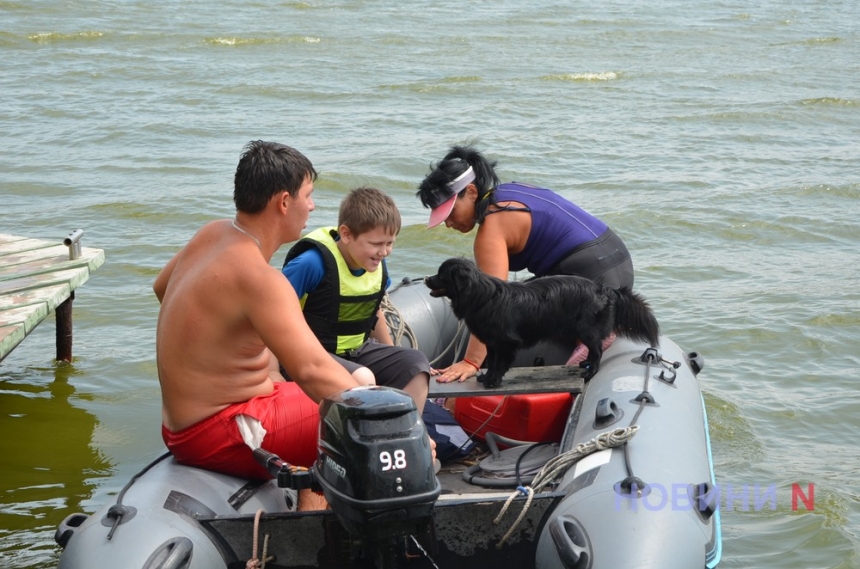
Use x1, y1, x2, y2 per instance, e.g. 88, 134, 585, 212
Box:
387, 277, 722, 567
534, 336, 722, 569
55, 275, 721, 569
56, 454, 292, 569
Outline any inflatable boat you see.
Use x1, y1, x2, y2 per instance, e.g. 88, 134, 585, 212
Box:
55, 276, 721, 568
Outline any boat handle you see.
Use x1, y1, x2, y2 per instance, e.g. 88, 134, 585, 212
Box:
548, 514, 592, 568
593, 397, 624, 428
54, 512, 88, 549
142, 536, 194, 569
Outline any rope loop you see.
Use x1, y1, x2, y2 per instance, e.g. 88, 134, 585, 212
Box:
492, 426, 640, 548
246, 509, 274, 569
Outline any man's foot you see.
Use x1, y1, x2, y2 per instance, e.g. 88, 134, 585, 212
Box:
602, 332, 617, 352
565, 343, 589, 367
297, 488, 329, 511
565, 333, 617, 367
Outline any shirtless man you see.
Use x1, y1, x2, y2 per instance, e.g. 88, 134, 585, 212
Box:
153, 141, 361, 509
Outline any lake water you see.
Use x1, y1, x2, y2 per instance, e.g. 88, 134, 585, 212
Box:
1, 0, 858, 566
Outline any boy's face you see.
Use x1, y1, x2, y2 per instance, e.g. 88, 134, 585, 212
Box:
339, 225, 395, 273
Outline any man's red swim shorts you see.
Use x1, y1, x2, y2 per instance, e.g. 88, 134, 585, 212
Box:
162, 381, 320, 480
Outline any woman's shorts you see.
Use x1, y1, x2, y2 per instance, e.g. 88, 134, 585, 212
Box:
545, 228, 634, 289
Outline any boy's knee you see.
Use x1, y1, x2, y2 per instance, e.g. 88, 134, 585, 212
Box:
408, 374, 429, 396
353, 367, 376, 386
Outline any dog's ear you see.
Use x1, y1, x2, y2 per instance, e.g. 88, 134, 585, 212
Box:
440, 258, 460, 277
450, 260, 474, 292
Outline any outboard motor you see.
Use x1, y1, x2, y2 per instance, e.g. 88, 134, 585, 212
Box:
315, 386, 441, 566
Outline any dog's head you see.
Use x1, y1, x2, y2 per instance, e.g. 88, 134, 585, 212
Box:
424, 257, 478, 299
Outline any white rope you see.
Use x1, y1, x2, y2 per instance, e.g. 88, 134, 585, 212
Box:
245, 509, 264, 569
492, 425, 640, 548
381, 293, 416, 348
381, 292, 468, 367
493, 485, 535, 547
245, 509, 274, 569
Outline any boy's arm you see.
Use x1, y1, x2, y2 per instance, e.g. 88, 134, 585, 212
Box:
282, 248, 326, 298
369, 308, 394, 345
369, 265, 394, 345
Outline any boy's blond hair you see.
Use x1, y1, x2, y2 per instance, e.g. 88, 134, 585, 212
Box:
339, 187, 402, 237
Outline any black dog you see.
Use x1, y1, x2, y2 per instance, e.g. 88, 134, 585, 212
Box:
425, 258, 660, 387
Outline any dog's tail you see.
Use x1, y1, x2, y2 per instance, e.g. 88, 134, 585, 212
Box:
612, 287, 660, 347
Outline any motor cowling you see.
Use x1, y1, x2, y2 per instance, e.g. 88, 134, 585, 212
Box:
315, 386, 441, 541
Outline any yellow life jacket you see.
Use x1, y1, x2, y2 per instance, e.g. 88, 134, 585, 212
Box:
284, 227, 387, 355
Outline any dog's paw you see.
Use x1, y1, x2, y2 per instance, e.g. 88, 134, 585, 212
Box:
579, 362, 596, 381
480, 376, 503, 389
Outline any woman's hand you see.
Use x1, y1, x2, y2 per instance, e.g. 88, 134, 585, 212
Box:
431, 359, 481, 383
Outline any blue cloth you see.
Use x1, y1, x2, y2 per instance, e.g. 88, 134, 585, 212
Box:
423, 401, 475, 460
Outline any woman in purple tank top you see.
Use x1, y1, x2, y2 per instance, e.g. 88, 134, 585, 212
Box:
416, 144, 634, 382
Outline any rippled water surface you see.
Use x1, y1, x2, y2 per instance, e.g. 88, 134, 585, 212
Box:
1, 0, 859, 566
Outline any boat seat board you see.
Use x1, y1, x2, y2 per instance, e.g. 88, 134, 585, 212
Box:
428, 365, 584, 398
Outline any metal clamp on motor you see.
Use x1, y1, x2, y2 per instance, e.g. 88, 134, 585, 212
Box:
64, 229, 84, 260
252, 448, 317, 491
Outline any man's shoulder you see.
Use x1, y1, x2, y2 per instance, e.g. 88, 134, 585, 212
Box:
182, 223, 281, 290
192, 219, 229, 239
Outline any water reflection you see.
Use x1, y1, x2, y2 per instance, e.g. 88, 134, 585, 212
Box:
0, 362, 111, 567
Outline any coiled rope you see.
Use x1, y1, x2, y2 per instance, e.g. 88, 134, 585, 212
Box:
380, 293, 418, 349
380, 291, 468, 367
492, 425, 640, 548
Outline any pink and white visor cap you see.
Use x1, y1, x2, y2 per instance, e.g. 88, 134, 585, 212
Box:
427, 166, 476, 228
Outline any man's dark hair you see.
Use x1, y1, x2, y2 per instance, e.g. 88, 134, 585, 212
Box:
233, 140, 318, 213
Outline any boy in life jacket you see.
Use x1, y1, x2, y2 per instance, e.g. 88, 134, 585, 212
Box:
282, 187, 431, 413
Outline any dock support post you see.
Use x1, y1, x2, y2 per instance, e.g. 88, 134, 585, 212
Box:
55, 228, 85, 361
56, 291, 75, 362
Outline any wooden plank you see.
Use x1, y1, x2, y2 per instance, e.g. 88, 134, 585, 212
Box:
0, 237, 58, 256
0, 303, 49, 331
0, 234, 30, 245
0, 233, 105, 362
0, 244, 69, 265
428, 365, 585, 398
0, 266, 96, 296
0, 283, 71, 311
0, 324, 27, 361
0, 246, 105, 281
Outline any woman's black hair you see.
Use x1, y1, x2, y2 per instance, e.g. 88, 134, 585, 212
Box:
417, 144, 501, 223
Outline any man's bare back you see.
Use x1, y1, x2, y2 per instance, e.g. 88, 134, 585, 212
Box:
153, 142, 433, 495
156, 220, 291, 430
154, 143, 358, 433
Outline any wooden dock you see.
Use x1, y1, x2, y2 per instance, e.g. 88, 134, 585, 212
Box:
0, 231, 105, 362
